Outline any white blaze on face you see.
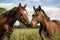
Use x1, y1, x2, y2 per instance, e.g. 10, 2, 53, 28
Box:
24, 11, 27, 14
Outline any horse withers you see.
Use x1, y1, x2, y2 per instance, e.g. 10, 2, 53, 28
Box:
0, 3, 30, 40
30, 5, 59, 40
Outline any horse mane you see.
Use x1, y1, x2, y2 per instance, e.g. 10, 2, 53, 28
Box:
2, 7, 18, 18
41, 9, 50, 22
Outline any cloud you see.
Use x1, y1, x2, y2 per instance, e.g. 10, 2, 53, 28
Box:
41, 6, 60, 20
26, 7, 34, 21
32, 0, 40, 2
45, 0, 54, 2
56, 4, 60, 6
0, 3, 18, 10
25, 0, 40, 3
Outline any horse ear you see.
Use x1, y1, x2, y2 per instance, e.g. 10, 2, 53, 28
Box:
18, 3, 22, 9
24, 4, 27, 8
33, 6, 35, 10
39, 5, 41, 10
19, 3, 21, 7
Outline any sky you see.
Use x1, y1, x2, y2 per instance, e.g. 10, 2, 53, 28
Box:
0, 0, 60, 25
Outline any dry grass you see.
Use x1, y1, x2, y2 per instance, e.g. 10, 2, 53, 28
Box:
3, 28, 60, 40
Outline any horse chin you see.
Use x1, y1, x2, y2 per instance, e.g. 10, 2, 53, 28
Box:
30, 22, 37, 27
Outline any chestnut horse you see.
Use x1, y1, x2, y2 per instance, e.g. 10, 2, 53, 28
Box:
0, 3, 30, 40
31, 5, 59, 40
52, 20, 60, 31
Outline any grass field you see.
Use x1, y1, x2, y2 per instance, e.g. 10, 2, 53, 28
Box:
9, 28, 60, 40
10, 28, 40, 40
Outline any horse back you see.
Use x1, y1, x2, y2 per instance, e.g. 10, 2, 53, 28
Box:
52, 20, 60, 27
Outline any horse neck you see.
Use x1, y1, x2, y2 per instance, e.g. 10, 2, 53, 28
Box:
7, 17, 17, 27
10, 18, 16, 27
5, 8, 17, 27
40, 16, 49, 28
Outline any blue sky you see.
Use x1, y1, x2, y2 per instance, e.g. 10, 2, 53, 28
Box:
0, 0, 60, 25
0, 0, 60, 8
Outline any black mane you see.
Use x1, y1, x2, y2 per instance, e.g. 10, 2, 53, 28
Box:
3, 7, 18, 18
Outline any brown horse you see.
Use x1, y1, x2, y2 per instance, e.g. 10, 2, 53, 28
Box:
0, 3, 30, 40
30, 5, 59, 40
52, 20, 60, 31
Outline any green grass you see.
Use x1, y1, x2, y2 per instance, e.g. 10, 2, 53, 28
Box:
9, 28, 60, 40
10, 28, 40, 40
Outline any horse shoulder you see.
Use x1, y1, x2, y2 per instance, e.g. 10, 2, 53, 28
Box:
0, 15, 6, 24
48, 22, 58, 36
